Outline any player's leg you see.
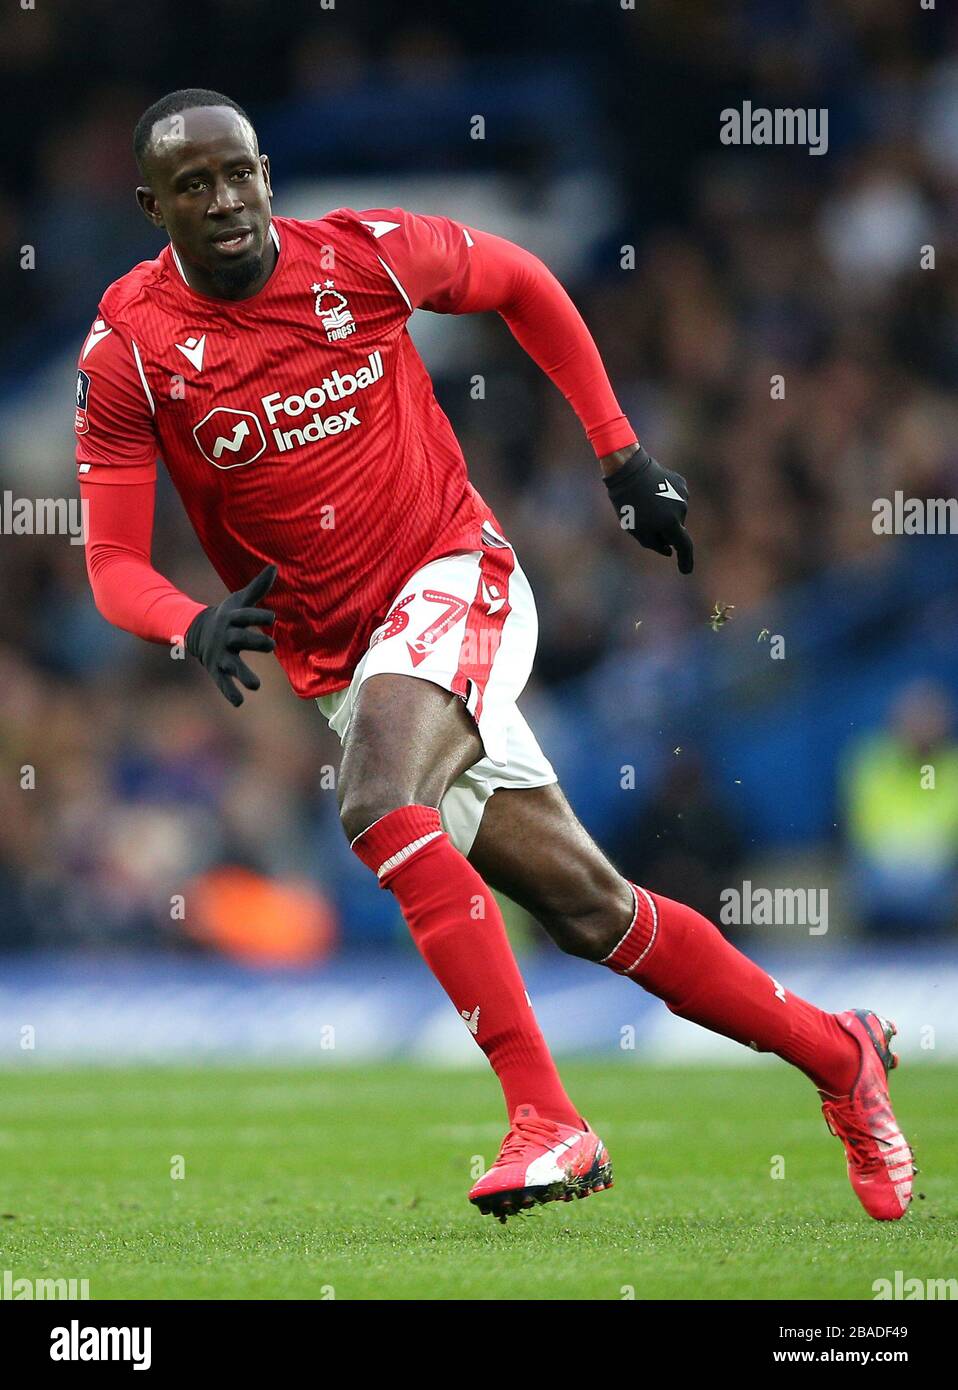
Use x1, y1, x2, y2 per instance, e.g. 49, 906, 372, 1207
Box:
469, 780, 852, 1086
468, 781, 634, 959
339, 670, 583, 1128
337, 670, 482, 831
339, 672, 613, 1219
468, 782, 914, 1219
321, 543, 613, 1218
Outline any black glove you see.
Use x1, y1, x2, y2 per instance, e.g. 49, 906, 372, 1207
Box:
604, 446, 694, 574
185, 564, 278, 706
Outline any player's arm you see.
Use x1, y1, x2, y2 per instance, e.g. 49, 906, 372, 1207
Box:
76, 321, 276, 704
367, 208, 692, 572
81, 479, 276, 705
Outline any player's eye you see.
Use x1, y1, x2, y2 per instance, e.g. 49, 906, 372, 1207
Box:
186, 180, 207, 193
233, 169, 253, 181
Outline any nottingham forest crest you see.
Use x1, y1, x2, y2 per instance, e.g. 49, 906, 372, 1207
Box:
311, 281, 356, 342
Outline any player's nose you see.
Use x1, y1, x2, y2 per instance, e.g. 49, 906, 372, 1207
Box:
208, 179, 245, 216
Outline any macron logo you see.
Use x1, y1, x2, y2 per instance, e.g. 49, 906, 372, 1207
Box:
360, 220, 401, 239
460, 1005, 480, 1036
481, 581, 505, 616
656, 479, 684, 503
175, 334, 206, 371
81, 319, 112, 361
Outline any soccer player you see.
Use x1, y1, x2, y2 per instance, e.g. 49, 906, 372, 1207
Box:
77, 89, 913, 1222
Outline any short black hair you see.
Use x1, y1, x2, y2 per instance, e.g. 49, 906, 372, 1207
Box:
133, 88, 253, 177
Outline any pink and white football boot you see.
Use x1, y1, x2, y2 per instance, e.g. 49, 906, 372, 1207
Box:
820, 1009, 915, 1221
469, 1102, 612, 1222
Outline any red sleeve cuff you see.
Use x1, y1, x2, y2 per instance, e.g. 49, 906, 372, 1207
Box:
588, 416, 639, 459
76, 458, 157, 486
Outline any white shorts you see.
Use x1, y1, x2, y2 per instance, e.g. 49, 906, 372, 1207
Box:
316, 523, 557, 855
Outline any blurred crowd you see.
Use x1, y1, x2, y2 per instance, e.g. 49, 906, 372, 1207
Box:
1, 0, 957, 953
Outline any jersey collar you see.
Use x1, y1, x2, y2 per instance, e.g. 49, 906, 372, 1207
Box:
167, 221, 283, 307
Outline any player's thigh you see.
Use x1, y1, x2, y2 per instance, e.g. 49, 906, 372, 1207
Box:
338, 672, 483, 834
331, 540, 532, 839
467, 781, 632, 952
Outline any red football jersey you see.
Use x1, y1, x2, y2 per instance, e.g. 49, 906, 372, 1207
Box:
76, 209, 507, 697
76, 208, 636, 697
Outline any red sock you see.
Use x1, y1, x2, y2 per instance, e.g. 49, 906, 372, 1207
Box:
352, 805, 580, 1126
603, 885, 858, 1094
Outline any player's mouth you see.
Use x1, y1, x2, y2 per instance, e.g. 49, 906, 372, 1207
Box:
209, 227, 255, 256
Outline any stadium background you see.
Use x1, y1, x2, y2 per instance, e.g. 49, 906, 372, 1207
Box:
1, 0, 957, 1065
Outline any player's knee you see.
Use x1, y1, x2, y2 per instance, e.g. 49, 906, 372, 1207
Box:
339, 779, 413, 847
537, 871, 630, 961
544, 908, 612, 960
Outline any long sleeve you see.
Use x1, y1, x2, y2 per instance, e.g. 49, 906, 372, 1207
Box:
81, 477, 206, 644
364, 207, 638, 458
74, 313, 206, 643
455, 228, 637, 458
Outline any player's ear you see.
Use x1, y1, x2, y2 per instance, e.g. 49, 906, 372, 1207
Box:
260, 155, 272, 199
136, 186, 165, 229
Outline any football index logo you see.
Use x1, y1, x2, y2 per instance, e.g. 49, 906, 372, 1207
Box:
192, 352, 384, 467
74, 370, 91, 435
193, 408, 267, 469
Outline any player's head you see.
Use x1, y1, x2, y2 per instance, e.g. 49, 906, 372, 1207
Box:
134, 89, 273, 297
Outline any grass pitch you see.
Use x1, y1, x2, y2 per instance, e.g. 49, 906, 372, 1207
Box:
1, 1061, 954, 1300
